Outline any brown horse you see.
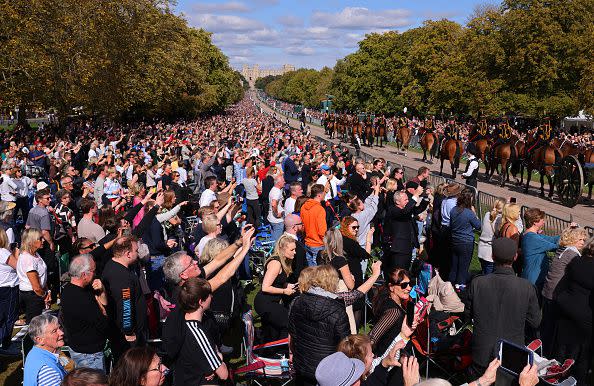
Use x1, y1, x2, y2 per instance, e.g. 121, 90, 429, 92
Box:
420, 131, 437, 162
364, 118, 374, 147
524, 142, 560, 197
439, 138, 462, 178
486, 142, 515, 187
510, 138, 526, 184
352, 119, 363, 144
375, 117, 387, 147
395, 125, 412, 156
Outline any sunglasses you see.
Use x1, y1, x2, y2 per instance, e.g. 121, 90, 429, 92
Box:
350, 225, 360, 230
396, 281, 413, 289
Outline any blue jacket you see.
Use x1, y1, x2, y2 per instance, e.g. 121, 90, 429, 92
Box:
24, 346, 66, 386
450, 207, 481, 244
521, 232, 560, 287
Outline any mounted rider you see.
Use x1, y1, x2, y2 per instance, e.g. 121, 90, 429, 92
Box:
526, 120, 553, 154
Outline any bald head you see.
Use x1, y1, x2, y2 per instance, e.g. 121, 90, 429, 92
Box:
284, 214, 302, 235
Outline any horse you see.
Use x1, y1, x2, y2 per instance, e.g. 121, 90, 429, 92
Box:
510, 137, 526, 184
395, 124, 412, 156
326, 116, 335, 138
364, 118, 374, 147
439, 138, 462, 179
375, 117, 387, 147
352, 119, 363, 144
486, 141, 515, 187
523, 141, 560, 198
420, 131, 438, 162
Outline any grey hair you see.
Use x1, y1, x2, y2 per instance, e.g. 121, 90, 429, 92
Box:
163, 251, 189, 284
415, 379, 452, 386
200, 238, 229, 264
29, 314, 58, 343
68, 254, 94, 278
393, 190, 407, 204
274, 174, 284, 185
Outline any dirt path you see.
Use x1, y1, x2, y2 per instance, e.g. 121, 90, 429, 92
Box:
253, 92, 594, 226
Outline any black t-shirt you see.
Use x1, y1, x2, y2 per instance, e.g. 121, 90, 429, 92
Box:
101, 259, 147, 337
60, 283, 109, 353
173, 320, 223, 386
342, 237, 371, 311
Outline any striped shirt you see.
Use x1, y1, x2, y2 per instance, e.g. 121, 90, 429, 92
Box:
38, 364, 63, 386
186, 320, 222, 372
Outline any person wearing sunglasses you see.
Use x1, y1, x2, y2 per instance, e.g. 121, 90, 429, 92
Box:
368, 267, 416, 368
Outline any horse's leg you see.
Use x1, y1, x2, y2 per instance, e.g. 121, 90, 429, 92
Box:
440, 157, 444, 176
450, 156, 456, 179
539, 170, 545, 197
498, 159, 505, 186
547, 173, 554, 198
588, 182, 593, 200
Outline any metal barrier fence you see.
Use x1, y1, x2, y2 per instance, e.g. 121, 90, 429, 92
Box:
477, 191, 502, 221
521, 205, 573, 237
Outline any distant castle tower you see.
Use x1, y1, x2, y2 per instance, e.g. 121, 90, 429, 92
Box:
241, 64, 295, 87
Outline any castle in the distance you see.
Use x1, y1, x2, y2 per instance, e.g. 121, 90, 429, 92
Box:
241, 64, 295, 86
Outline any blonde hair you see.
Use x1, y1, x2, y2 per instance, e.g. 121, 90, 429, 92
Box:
201, 214, 219, 234
21, 228, 42, 253
310, 264, 339, 293
0, 228, 8, 249
502, 203, 520, 224
321, 228, 344, 265
489, 198, 507, 222
559, 227, 588, 248
266, 234, 295, 276
385, 178, 397, 192
298, 266, 316, 293
200, 238, 229, 264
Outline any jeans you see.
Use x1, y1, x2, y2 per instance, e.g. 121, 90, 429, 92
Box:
269, 221, 284, 243
305, 245, 324, 266
148, 255, 166, 292
449, 242, 475, 285
0, 286, 19, 348
479, 259, 494, 275
69, 349, 105, 371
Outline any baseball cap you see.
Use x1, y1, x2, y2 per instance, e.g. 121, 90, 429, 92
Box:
36, 181, 49, 191
0, 201, 16, 214
320, 164, 331, 171
315, 352, 365, 386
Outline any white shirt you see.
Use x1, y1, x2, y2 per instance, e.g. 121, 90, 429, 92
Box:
199, 189, 217, 208
0, 173, 17, 202
285, 196, 296, 215
267, 186, 285, 223
0, 248, 18, 287
196, 235, 214, 257
176, 167, 188, 184
88, 148, 98, 161
462, 156, 479, 177
17, 251, 47, 292
316, 174, 346, 201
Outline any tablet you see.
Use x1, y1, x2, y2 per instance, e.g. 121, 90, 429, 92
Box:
498, 339, 533, 376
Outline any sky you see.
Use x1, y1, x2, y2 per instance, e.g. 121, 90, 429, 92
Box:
175, 0, 494, 70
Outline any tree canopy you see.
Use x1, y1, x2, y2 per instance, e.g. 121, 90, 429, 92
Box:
263, 0, 594, 118
0, 0, 243, 122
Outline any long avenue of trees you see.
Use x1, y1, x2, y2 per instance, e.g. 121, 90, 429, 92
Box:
261, 0, 594, 118
0, 0, 244, 124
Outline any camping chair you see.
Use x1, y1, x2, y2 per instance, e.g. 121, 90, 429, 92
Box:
411, 312, 472, 382
232, 310, 292, 386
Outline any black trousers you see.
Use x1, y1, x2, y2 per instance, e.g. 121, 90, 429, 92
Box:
0, 286, 19, 348
15, 196, 30, 224
246, 198, 261, 229
19, 290, 44, 324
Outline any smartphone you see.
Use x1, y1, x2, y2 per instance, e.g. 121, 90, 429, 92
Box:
406, 299, 416, 328
149, 187, 157, 195
498, 340, 533, 376
510, 197, 517, 203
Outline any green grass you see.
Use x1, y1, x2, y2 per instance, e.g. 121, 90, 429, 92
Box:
0, 122, 39, 132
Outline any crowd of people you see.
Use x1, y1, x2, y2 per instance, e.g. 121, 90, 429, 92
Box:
0, 95, 591, 386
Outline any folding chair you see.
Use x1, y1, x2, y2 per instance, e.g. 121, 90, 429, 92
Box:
411, 314, 471, 382
232, 311, 292, 385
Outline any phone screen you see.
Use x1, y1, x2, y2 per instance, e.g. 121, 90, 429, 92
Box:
499, 341, 532, 376
510, 197, 517, 203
